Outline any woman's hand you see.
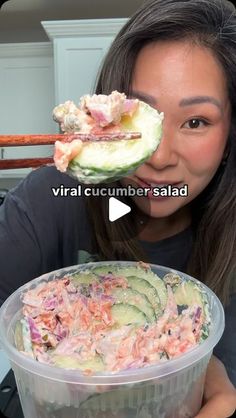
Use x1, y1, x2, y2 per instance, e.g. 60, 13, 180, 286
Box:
194, 356, 236, 418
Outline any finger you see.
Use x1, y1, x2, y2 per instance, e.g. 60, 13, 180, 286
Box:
194, 392, 236, 418
203, 357, 233, 399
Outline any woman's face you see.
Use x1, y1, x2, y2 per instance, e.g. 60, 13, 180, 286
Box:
122, 40, 231, 218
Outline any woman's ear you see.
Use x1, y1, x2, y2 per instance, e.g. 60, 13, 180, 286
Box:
221, 146, 229, 166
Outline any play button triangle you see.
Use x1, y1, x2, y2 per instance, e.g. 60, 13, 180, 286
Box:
108, 197, 131, 222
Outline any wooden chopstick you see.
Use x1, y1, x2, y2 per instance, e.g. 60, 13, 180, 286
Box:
0, 158, 54, 170
0, 132, 141, 170
0, 135, 64, 146
0, 132, 141, 146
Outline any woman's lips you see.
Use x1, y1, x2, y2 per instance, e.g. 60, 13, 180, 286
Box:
135, 176, 180, 187
134, 176, 183, 200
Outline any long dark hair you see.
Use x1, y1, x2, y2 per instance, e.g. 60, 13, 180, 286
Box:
86, 0, 236, 304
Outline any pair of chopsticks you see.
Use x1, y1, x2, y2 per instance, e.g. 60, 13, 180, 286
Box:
0, 132, 141, 170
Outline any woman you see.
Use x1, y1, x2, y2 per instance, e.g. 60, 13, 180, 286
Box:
0, 0, 235, 416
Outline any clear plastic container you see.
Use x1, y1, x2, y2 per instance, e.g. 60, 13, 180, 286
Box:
0, 262, 225, 418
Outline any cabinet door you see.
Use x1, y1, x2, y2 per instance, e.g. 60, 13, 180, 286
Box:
0, 44, 56, 178
54, 37, 113, 103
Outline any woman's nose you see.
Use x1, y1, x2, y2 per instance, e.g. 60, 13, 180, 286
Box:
147, 127, 178, 170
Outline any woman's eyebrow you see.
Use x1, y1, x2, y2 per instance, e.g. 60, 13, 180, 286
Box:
179, 95, 223, 112
130, 92, 223, 113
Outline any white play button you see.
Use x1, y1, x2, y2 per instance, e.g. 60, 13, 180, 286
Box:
108, 197, 131, 222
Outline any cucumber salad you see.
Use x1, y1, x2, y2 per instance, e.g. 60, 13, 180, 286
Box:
53, 91, 164, 183
15, 262, 211, 374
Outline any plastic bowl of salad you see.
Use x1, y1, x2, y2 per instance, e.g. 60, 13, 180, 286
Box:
0, 261, 224, 418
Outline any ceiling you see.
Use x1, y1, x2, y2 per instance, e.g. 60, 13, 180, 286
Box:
0, 0, 144, 43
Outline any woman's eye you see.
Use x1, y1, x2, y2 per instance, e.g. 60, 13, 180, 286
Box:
182, 118, 209, 129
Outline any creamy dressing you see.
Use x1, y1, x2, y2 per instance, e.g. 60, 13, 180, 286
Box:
16, 271, 209, 374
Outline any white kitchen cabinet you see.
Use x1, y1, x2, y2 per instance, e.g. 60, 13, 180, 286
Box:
0, 42, 56, 178
53, 36, 113, 103
42, 18, 127, 104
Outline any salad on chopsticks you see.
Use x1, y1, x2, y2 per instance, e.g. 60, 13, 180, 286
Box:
52, 91, 164, 184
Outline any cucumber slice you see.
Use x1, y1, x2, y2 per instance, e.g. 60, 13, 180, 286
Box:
111, 303, 148, 326
14, 320, 24, 351
67, 101, 163, 184
52, 354, 104, 371
173, 280, 209, 316
111, 287, 156, 322
116, 266, 167, 310
91, 265, 116, 276
126, 276, 161, 317
91, 265, 162, 316
92, 265, 167, 310
70, 270, 98, 285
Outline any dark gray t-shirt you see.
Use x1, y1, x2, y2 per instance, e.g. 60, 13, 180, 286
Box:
0, 166, 235, 385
